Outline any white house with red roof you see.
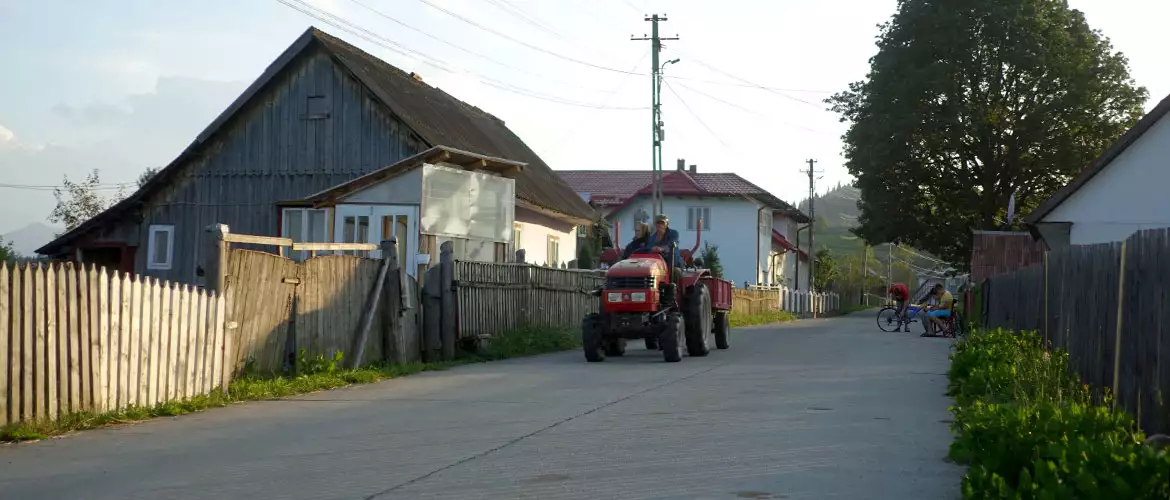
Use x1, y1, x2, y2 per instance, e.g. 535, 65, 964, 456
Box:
559, 162, 811, 289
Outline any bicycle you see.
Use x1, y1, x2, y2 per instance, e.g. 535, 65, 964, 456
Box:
876, 303, 923, 332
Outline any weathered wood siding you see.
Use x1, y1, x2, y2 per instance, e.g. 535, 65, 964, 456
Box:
225, 249, 417, 374
118, 47, 425, 284
981, 228, 1170, 434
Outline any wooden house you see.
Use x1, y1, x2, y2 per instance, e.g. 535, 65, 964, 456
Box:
36, 27, 594, 283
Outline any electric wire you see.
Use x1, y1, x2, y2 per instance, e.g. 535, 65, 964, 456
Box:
662, 79, 729, 148
274, 0, 647, 110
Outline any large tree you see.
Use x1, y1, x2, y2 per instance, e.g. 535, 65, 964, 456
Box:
828, 0, 1148, 267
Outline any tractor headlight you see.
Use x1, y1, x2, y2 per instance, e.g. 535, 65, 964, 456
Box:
607, 292, 623, 303
629, 292, 647, 302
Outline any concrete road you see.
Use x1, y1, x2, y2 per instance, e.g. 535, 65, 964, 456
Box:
0, 312, 964, 500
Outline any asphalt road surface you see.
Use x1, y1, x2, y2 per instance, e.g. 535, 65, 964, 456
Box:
0, 311, 964, 500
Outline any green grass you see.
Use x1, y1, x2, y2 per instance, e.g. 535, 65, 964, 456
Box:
0, 327, 578, 443
729, 310, 797, 327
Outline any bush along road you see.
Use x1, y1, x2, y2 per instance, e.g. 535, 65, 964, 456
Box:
1, 327, 579, 443
946, 328, 1170, 499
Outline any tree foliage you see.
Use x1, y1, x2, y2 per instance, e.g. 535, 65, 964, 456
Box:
813, 248, 841, 292
699, 242, 723, 279
576, 217, 611, 269
828, 0, 1148, 267
0, 238, 18, 263
48, 169, 125, 232
137, 167, 160, 188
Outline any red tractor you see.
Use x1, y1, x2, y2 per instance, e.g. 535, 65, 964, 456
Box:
582, 221, 733, 362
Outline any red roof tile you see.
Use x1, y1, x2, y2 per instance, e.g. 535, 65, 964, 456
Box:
558, 170, 809, 222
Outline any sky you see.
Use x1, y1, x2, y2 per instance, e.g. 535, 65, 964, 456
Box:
0, 0, 1167, 236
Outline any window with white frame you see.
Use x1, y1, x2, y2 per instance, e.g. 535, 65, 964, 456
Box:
546, 235, 560, 267
687, 206, 711, 231
282, 208, 329, 260
147, 225, 175, 270
510, 223, 523, 261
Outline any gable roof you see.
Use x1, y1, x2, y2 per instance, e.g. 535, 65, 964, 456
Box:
558, 169, 810, 222
39, 26, 592, 255
1025, 92, 1170, 225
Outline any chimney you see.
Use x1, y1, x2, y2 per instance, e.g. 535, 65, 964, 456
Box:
689, 164, 696, 175
677, 158, 685, 171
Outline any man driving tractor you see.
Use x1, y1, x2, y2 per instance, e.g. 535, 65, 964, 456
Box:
628, 214, 684, 283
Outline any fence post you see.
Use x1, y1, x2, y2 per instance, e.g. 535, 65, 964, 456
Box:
421, 266, 441, 362
1112, 240, 1127, 411
439, 242, 456, 361
350, 238, 396, 369
1043, 251, 1049, 345
381, 238, 403, 363
515, 249, 526, 264
204, 224, 230, 294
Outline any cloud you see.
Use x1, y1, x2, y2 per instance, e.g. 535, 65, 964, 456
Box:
0, 76, 246, 234
0, 123, 45, 152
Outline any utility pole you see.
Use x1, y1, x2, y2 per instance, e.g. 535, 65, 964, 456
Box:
887, 243, 893, 304
632, 15, 678, 216
801, 159, 822, 291
861, 244, 868, 306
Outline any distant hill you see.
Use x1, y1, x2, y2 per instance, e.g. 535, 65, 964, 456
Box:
796, 183, 952, 295
2, 223, 62, 257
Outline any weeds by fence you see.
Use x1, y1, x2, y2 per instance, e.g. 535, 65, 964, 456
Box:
1, 263, 230, 427
980, 227, 1170, 434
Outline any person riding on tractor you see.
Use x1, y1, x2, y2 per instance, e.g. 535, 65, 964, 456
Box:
621, 222, 651, 260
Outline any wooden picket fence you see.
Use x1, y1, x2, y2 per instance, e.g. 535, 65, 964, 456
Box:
1, 263, 229, 426
453, 261, 605, 339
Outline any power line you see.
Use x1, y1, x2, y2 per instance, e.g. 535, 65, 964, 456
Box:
680, 52, 829, 109
670, 80, 829, 135
662, 80, 728, 148
0, 182, 135, 191
345, 0, 618, 94
274, 0, 646, 110
551, 51, 650, 148
409, 0, 643, 75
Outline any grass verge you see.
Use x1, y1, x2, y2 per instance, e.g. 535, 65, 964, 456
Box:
947, 328, 1169, 499
1, 327, 578, 443
729, 310, 797, 328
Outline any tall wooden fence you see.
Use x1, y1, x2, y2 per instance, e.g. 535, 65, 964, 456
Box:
981, 228, 1170, 434
1, 263, 230, 427
453, 261, 605, 339
224, 249, 417, 375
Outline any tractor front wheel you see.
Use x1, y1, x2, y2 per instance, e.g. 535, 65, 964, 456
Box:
644, 337, 660, 350
582, 314, 605, 362
660, 313, 685, 362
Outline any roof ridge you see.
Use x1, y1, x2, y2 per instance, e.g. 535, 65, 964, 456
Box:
309, 28, 504, 124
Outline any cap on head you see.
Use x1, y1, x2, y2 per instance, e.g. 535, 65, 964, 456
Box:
654, 214, 669, 225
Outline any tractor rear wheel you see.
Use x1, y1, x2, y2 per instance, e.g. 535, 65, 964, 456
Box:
582, 314, 605, 362
714, 311, 730, 349
684, 283, 713, 357
660, 313, 684, 362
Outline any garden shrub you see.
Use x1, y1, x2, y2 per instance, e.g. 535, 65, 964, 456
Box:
947, 328, 1170, 499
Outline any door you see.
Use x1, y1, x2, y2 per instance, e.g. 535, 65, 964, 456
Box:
335, 205, 418, 277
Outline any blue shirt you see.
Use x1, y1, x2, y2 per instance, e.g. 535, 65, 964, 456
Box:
645, 228, 682, 267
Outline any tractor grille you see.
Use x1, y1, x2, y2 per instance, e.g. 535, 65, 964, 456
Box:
606, 276, 654, 290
